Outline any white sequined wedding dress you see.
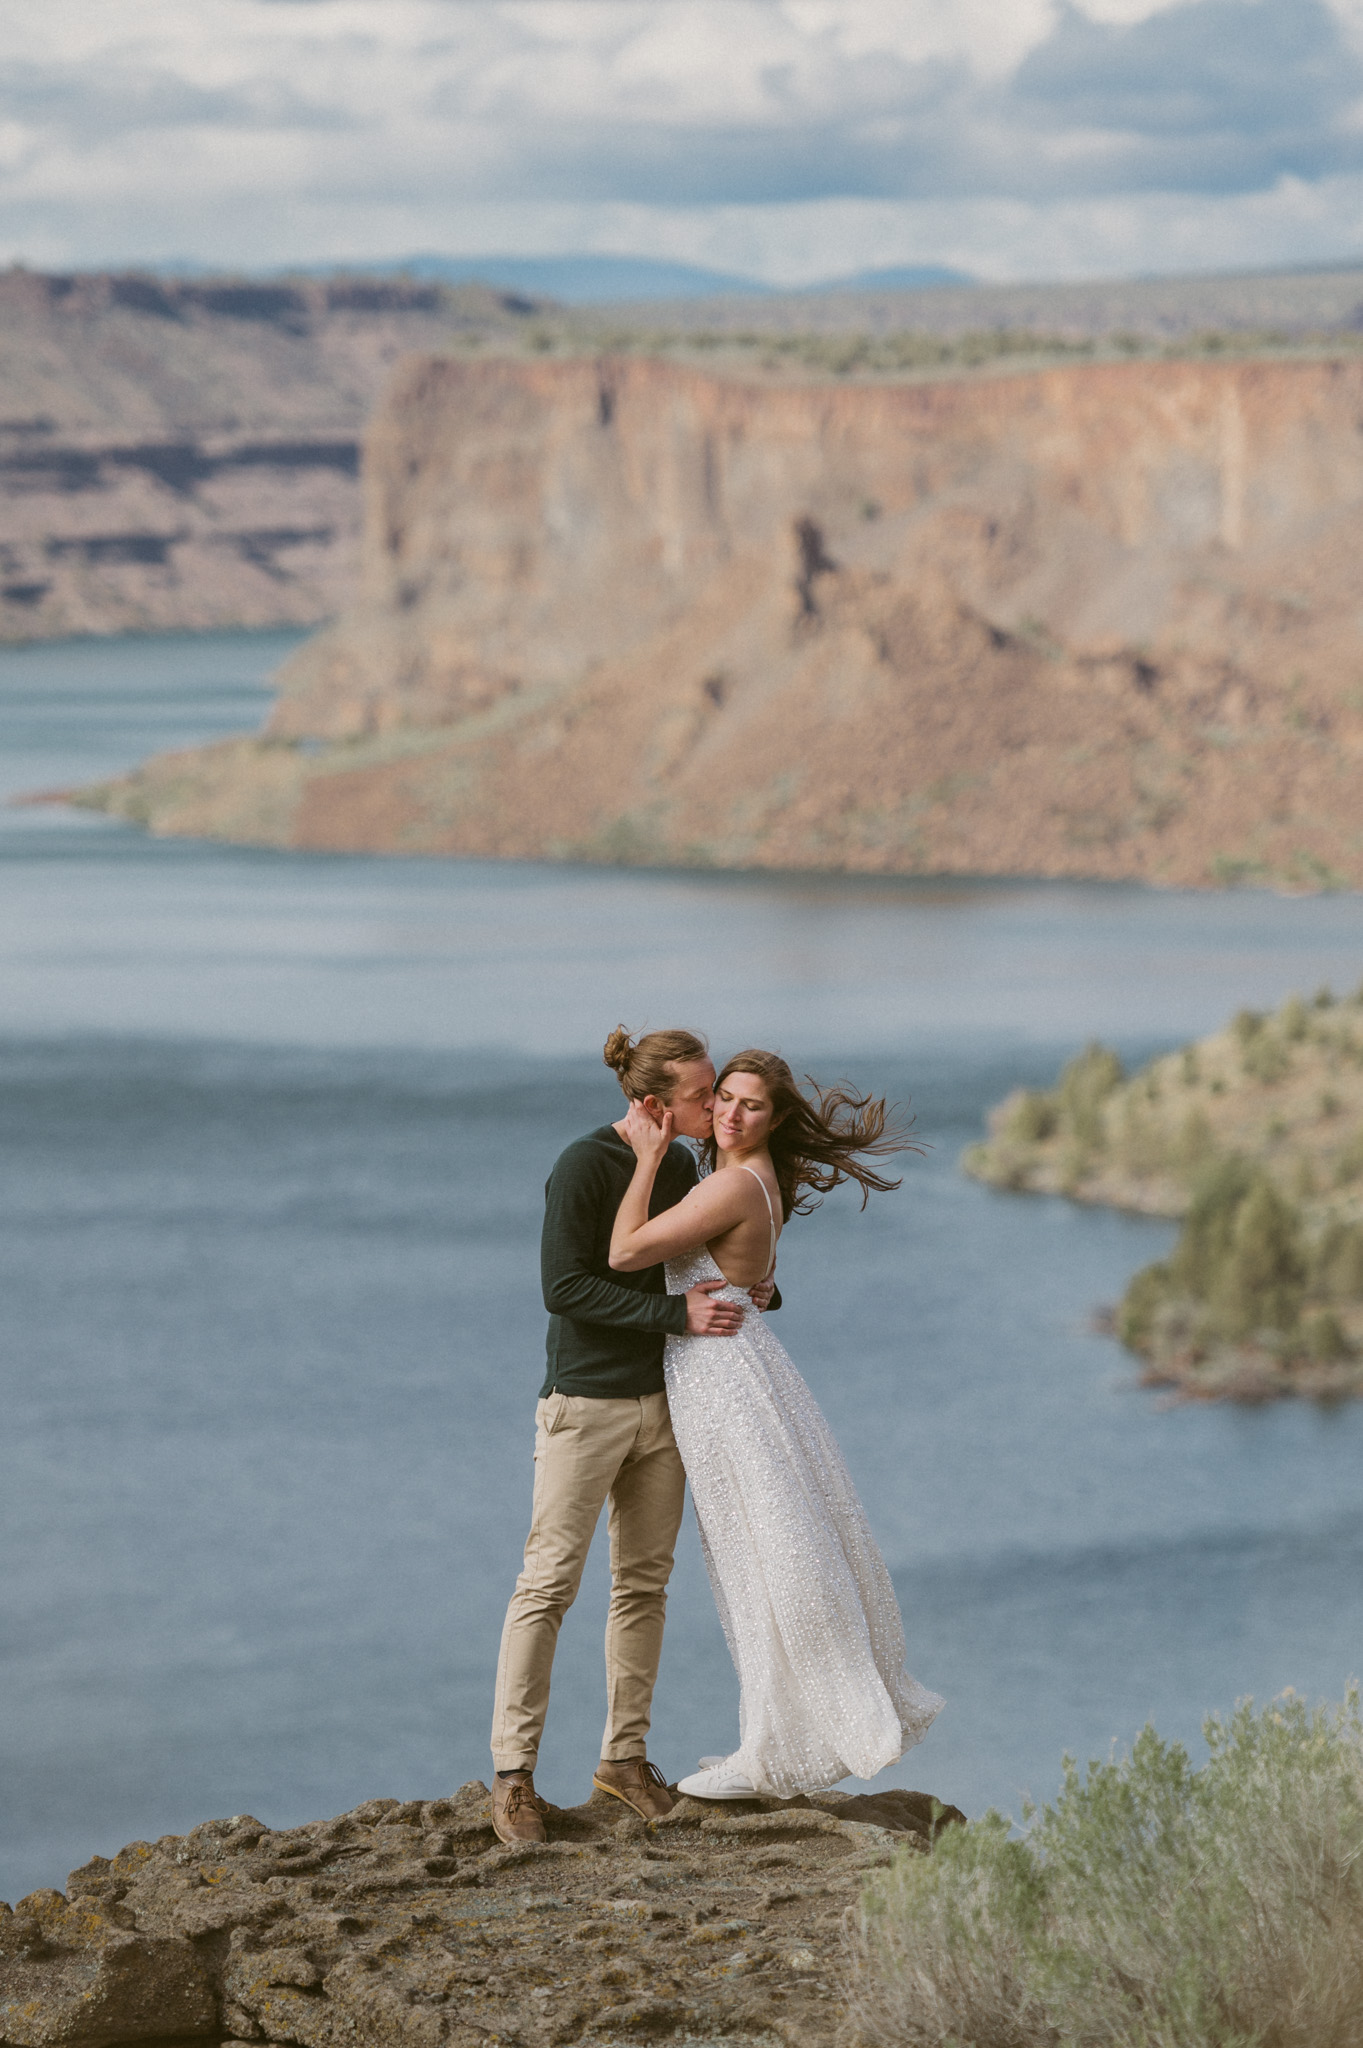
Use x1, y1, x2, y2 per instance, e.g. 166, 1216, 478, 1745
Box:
664, 1169, 943, 1796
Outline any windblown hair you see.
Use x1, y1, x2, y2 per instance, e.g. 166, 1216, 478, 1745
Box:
703, 1048, 920, 1220
603, 1024, 709, 1104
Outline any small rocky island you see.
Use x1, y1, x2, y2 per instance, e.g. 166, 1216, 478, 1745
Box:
0, 1780, 962, 2048
964, 987, 1363, 1401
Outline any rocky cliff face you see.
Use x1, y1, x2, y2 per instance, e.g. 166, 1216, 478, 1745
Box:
0, 1780, 961, 2047
84, 351, 1363, 887
0, 270, 538, 640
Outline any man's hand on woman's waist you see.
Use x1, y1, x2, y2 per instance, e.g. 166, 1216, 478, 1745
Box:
684, 1280, 746, 1336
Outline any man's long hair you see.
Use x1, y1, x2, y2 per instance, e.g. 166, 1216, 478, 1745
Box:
701, 1048, 921, 1221
603, 1024, 707, 1102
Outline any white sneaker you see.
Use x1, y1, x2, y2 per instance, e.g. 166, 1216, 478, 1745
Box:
676, 1760, 760, 1800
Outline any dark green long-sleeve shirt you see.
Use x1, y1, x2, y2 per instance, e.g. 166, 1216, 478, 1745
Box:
540, 1124, 696, 1398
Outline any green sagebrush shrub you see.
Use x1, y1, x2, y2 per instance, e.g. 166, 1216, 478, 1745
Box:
1311, 1219, 1363, 1301
1057, 1043, 1125, 1149
846, 1693, 1363, 2048
1116, 1157, 1308, 1356
1006, 1091, 1059, 1144
998, 1046, 1124, 1156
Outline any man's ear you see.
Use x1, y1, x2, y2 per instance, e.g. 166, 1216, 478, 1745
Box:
640, 1094, 667, 1126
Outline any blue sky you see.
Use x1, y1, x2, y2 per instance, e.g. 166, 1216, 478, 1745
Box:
1, 0, 1361, 283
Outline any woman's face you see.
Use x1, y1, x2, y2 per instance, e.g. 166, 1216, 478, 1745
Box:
714, 1071, 776, 1152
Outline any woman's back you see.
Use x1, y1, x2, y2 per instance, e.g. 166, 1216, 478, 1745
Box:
705, 1160, 780, 1290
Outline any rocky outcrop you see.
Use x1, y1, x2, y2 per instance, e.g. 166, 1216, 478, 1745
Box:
0, 1891, 216, 2047
0, 269, 539, 640
0, 1782, 963, 2047
79, 350, 1363, 888
965, 993, 1363, 1402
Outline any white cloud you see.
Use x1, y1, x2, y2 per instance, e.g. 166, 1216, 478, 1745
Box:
0, 0, 1360, 282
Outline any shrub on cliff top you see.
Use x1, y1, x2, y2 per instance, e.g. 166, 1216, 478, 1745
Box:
847, 1692, 1363, 2048
1170, 1158, 1257, 1297
991, 1045, 1123, 1159
1312, 1219, 1363, 1300
1004, 1090, 1058, 1144
1117, 1156, 1309, 1356
1057, 1041, 1124, 1148
1207, 1173, 1307, 1338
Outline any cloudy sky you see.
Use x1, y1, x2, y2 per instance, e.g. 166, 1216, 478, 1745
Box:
2, 0, 1362, 284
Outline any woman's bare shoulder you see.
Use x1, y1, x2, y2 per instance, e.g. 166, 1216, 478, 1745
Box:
678, 1168, 754, 1217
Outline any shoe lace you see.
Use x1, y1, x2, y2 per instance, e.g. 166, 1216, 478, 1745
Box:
505, 1781, 547, 1820
638, 1759, 669, 1791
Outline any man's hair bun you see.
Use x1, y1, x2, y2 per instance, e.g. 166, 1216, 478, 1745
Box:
602, 1025, 634, 1074
601, 1025, 709, 1103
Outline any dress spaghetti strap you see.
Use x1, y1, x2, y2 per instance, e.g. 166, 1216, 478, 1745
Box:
738, 1163, 778, 1280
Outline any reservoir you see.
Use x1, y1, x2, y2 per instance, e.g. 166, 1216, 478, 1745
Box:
3, 629, 1363, 1904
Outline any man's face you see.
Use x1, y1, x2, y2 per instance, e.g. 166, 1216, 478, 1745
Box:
658, 1057, 716, 1142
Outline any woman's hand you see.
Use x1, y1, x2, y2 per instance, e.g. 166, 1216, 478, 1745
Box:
621, 1098, 674, 1168
609, 1099, 676, 1271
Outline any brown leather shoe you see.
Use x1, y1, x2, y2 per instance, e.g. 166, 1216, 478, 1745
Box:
492, 1771, 548, 1845
592, 1756, 675, 1822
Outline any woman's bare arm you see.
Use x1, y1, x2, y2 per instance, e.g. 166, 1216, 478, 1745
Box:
608, 1103, 754, 1271
610, 1172, 753, 1270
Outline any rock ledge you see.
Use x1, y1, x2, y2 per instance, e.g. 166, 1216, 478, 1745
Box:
0, 1782, 963, 2048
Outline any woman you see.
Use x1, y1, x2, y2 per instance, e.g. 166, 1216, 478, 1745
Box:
609, 1046, 942, 1800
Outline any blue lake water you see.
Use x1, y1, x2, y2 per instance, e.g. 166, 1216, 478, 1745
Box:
3, 629, 1363, 1906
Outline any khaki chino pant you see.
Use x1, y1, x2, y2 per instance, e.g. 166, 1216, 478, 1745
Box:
491, 1390, 686, 1772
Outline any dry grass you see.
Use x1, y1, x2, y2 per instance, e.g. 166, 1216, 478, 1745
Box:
845, 1693, 1363, 2048
530, 320, 1363, 382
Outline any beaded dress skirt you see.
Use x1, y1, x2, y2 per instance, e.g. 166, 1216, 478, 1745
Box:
664, 1246, 943, 1795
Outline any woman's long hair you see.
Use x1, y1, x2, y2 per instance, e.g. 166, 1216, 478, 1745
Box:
702, 1048, 921, 1220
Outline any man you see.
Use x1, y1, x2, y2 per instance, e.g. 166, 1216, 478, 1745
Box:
489, 1026, 777, 1843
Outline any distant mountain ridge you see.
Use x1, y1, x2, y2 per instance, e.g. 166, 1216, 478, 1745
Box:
381, 256, 978, 302
337, 256, 776, 303
161, 253, 976, 304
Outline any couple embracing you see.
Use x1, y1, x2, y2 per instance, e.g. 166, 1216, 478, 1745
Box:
489, 1026, 942, 1843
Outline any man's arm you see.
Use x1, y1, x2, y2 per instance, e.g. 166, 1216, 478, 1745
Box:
543, 1143, 746, 1339
542, 1151, 687, 1331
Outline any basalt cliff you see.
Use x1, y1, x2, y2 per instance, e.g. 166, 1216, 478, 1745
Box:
82, 351, 1363, 888
0, 269, 539, 640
